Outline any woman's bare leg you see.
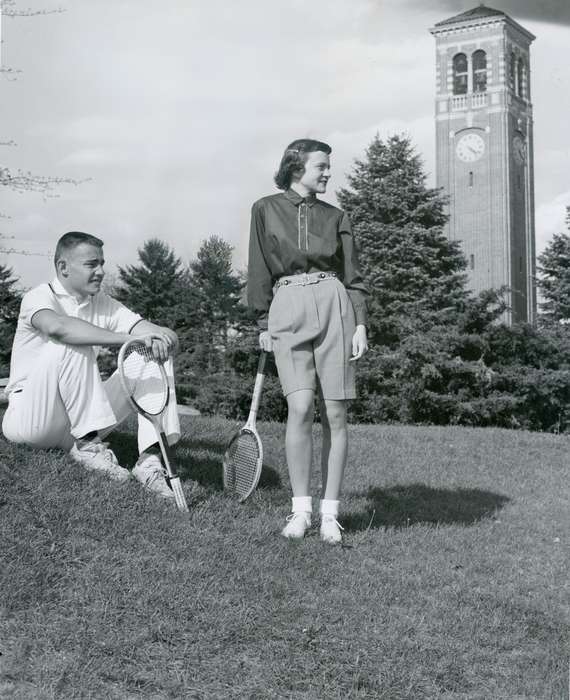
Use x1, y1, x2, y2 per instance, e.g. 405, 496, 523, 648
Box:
285, 389, 315, 496
319, 398, 348, 500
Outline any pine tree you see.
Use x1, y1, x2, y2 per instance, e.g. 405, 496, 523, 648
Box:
115, 238, 184, 324
169, 235, 253, 415
189, 236, 244, 330
0, 264, 22, 375
184, 235, 246, 373
537, 207, 570, 322
335, 134, 515, 426
336, 133, 469, 346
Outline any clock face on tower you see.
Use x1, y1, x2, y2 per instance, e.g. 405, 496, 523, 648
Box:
456, 132, 486, 162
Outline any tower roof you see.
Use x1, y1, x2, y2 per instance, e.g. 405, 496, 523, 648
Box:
430, 4, 535, 41
434, 5, 506, 28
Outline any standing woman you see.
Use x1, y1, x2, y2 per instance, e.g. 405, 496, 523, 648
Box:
247, 139, 368, 544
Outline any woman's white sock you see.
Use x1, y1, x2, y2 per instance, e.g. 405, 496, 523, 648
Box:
320, 499, 340, 517
292, 496, 312, 514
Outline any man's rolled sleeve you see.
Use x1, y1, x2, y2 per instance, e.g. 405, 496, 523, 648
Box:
101, 294, 142, 334
247, 201, 273, 330
21, 285, 59, 330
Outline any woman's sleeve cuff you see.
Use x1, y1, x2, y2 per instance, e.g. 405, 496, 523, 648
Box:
256, 313, 269, 330
354, 305, 367, 327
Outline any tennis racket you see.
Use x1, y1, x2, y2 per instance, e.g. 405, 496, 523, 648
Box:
223, 350, 267, 501
118, 337, 189, 512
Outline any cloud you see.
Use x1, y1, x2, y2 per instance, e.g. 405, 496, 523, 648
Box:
3, 0, 569, 292
327, 114, 436, 182
58, 148, 123, 167
536, 191, 570, 254
399, 0, 570, 26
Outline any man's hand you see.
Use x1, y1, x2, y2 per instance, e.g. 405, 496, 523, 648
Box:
259, 330, 273, 352
143, 332, 176, 363
157, 326, 179, 351
131, 320, 178, 362
349, 324, 368, 362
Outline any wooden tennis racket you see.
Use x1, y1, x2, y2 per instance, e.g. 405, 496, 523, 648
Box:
223, 351, 267, 501
118, 338, 189, 512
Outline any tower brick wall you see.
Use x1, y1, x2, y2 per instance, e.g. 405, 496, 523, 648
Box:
430, 6, 536, 324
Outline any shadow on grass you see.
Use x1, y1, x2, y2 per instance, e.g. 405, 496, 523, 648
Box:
344, 483, 510, 532
107, 431, 281, 491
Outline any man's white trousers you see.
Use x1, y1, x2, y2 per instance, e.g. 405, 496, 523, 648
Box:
2, 342, 180, 453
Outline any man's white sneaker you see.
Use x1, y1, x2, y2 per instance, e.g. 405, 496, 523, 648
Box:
281, 512, 311, 540
70, 439, 130, 482
132, 454, 174, 499
320, 515, 344, 544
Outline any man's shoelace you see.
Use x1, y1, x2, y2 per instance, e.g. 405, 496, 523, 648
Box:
138, 457, 167, 485
79, 441, 118, 465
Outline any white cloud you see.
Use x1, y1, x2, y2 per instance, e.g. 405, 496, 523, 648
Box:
1, 0, 569, 290
536, 191, 570, 254
58, 148, 123, 167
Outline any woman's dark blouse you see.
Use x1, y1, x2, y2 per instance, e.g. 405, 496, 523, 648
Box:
247, 189, 368, 329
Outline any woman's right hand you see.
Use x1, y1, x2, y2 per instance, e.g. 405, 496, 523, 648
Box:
259, 331, 273, 352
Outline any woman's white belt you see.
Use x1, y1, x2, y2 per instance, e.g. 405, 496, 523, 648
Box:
274, 271, 336, 289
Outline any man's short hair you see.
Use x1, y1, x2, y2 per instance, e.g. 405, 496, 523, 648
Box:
54, 232, 104, 265
274, 139, 332, 191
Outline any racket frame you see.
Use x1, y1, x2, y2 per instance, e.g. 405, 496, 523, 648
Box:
118, 338, 189, 512
223, 351, 266, 501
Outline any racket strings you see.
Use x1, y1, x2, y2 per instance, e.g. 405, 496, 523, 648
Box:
122, 343, 168, 415
226, 432, 261, 497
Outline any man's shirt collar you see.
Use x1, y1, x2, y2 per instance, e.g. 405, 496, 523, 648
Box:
284, 189, 317, 208
49, 277, 70, 297
49, 277, 92, 306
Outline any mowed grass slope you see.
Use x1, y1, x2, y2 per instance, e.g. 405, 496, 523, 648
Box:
1, 414, 569, 699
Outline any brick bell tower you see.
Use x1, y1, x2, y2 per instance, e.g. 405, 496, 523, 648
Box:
430, 5, 536, 324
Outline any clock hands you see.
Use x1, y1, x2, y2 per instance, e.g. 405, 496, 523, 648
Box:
456, 134, 485, 162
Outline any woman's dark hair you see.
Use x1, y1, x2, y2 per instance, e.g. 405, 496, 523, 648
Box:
274, 139, 332, 191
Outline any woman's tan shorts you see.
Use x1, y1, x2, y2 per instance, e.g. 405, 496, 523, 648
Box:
268, 276, 356, 400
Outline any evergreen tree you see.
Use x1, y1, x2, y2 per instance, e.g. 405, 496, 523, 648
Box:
0, 264, 22, 375
116, 238, 184, 324
337, 133, 470, 346
188, 235, 245, 330
335, 134, 516, 426
171, 236, 255, 415
182, 235, 246, 374
537, 207, 570, 322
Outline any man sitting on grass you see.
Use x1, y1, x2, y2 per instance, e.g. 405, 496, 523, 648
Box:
2, 231, 181, 499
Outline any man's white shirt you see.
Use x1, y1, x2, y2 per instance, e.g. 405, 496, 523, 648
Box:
6, 277, 142, 395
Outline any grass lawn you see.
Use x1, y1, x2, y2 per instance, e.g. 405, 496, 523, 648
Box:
1, 413, 569, 699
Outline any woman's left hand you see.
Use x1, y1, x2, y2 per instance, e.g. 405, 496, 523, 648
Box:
349, 324, 368, 362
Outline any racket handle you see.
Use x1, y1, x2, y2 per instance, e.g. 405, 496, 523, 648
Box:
156, 429, 189, 513
250, 356, 266, 416
169, 476, 189, 512
258, 350, 267, 375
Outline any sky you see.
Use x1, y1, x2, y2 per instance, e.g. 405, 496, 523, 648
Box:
1, 0, 569, 289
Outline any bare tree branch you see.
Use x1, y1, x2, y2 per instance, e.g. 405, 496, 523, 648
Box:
0, 66, 22, 78
0, 246, 52, 257
0, 167, 86, 195
1, 0, 65, 17
0, 233, 52, 257
1, 1, 74, 258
